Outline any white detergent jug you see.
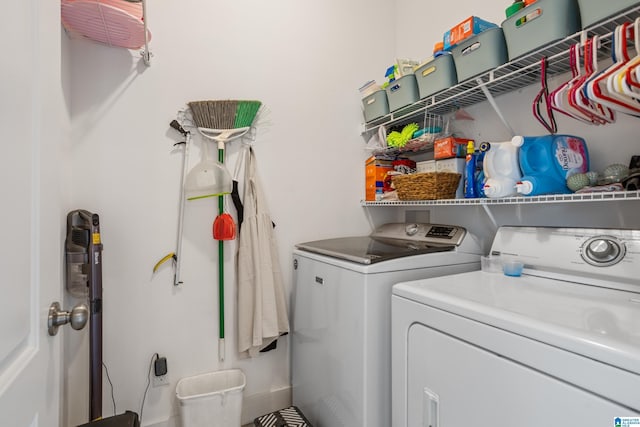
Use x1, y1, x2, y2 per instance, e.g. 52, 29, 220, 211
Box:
482, 141, 521, 198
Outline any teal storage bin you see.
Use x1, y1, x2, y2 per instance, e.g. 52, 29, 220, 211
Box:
386, 74, 419, 112
415, 54, 458, 99
452, 28, 508, 83
578, 0, 639, 29
362, 89, 389, 123
501, 0, 581, 61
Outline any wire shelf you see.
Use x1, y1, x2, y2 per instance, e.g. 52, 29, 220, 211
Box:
362, 5, 640, 133
361, 191, 640, 206
369, 113, 447, 157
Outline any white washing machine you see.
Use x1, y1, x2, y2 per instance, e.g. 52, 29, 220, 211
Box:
392, 226, 640, 427
291, 223, 483, 427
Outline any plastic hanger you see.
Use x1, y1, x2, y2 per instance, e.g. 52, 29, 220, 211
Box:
586, 23, 640, 116
569, 36, 615, 124
533, 57, 557, 133
604, 23, 640, 111
553, 44, 599, 123
615, 18, 640, 99
548, 45, 595, 124
621, 65, 640, 99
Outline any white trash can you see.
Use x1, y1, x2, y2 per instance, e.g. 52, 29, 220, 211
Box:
176, 369, 246, 427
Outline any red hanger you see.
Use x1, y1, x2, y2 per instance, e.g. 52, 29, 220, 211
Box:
533, 57, 557, 133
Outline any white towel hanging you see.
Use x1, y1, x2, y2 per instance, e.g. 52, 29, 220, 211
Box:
237, 147, 289, 357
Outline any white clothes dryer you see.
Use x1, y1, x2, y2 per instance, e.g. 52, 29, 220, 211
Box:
392, 226, 640, 427
291, 223, 483, 427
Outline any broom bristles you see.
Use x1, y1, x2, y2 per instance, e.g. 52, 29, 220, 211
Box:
234, 100, 262, 128
188, 99, 261, 130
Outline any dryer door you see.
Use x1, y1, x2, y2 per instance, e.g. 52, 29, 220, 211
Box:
406, 322, 636, 427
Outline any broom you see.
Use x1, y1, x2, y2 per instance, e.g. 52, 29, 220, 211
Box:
188, 99, 262, 362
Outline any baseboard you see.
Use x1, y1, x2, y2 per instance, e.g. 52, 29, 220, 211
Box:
241, 386, 292, 425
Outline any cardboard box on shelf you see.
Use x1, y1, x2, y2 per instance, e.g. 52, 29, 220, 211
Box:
434, 137, 470, 160
365, 156, 394, 201
444, 16, 498, 50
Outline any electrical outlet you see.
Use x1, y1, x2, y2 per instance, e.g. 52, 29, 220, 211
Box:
152, 373, 170, 387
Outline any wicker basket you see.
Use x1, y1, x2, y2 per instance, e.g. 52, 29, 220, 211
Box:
392, 172, 461, 200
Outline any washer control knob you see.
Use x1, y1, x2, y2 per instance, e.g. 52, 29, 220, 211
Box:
405, 223, 419, 236
582, 237, 625, 266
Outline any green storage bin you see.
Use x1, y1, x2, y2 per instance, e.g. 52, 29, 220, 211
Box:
386, 74, 419, 112
578, 0, 639, 29
452, 28, 508, 83
362, 89, 389, 123
501, 0, 581, 61
415, 54, 458, 99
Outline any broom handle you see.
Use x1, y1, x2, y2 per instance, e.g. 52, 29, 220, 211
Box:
218, 145, 225, 362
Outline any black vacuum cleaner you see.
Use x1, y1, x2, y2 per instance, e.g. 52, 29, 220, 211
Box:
66, 210, 140, 427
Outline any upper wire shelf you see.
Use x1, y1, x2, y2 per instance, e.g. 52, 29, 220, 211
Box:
361, 191, 640, 206
362, 5, 640, 134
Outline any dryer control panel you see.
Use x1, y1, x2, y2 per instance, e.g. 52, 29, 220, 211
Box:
491, 226, 640, 291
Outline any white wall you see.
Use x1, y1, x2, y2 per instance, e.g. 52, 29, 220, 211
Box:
63, 0, 395, 425
63, 0, 640, 426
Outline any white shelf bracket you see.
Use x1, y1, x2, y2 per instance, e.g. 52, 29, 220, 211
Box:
481, 203, 498, 230
140, 0, 152, 66
475, 78, 516, 137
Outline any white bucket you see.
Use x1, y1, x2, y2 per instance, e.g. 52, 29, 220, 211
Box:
176, 369, 246, 427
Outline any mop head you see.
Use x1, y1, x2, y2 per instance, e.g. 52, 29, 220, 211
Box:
188, 100, 262, 130
386, 122, 419, 148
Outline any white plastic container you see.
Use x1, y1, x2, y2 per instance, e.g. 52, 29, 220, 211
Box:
482, 141, 521, 198
176, 369, 246, 427
416, 160, 436, 173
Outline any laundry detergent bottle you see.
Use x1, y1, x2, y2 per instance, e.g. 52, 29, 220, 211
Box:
481, 141, 521, 198
464, 141, 478, 198
511, 135, 589, 196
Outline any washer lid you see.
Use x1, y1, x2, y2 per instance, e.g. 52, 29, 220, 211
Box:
295, 223, 467, 264
296, 236, 454, 264
393, 271, 640, 375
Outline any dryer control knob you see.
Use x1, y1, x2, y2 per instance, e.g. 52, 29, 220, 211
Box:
405, 223, 419, 236
582, 237, 625, 266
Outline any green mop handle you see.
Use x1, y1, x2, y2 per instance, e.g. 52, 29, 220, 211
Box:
218, 145, 225, 362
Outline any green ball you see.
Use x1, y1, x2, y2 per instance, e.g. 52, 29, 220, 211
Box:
602, 164, 630, 182
567, 173, 590, 192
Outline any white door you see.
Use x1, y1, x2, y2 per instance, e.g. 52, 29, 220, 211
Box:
0, 0, 68, 426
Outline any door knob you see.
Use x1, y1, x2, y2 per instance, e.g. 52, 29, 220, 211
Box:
48, 301, 88, 336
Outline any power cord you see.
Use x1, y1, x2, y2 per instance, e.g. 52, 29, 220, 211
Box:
139, 353, 159, 425
102, 361, 117, 416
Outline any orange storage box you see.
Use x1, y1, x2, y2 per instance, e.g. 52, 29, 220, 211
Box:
365, 157, 393, 201
434, 137, 470, 160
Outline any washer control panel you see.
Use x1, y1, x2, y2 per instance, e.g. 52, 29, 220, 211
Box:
581, 236, 626, 267
373, 223, 467, 246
